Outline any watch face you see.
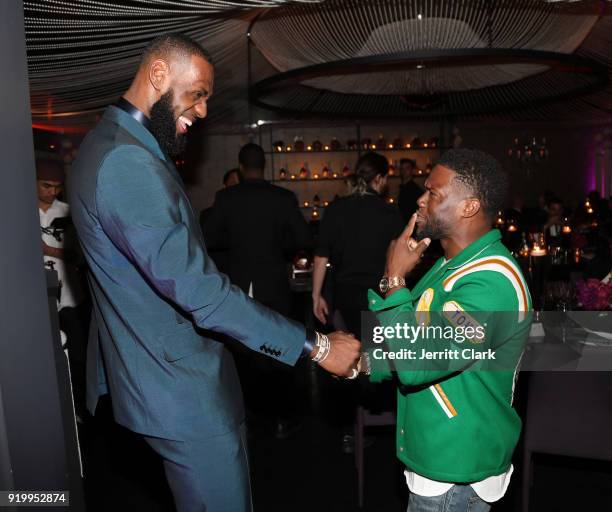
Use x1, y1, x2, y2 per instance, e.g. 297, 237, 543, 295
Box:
379, 277, 389, 293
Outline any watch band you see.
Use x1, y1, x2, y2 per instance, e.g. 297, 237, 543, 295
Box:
379, 275, 406, 294
387, 276, 406, 289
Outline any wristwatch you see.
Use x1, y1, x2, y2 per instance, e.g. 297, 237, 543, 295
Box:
379, 276, 406, 294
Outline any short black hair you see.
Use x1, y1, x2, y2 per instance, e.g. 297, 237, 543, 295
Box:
238, 143, 265, 171
141, 33, 212, 68
36, 158, 65, 182
223, 168, 241, 186
437, 148, 507, 219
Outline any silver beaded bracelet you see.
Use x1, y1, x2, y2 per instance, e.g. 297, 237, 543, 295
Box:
312, 331, 331, 363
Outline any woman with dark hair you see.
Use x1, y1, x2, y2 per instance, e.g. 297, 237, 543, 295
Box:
312, 152, 404, 452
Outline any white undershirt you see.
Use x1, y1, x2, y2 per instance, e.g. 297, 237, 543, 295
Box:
405, 464, 513, 503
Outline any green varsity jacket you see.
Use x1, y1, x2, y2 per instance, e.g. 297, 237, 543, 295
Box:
367, 229, 532, 483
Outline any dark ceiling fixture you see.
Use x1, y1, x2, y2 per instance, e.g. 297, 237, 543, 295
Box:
248, 0, 610, 120
249, 48, 608, 118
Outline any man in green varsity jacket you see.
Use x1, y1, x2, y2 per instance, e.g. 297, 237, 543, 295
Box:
365, 149, 532, 512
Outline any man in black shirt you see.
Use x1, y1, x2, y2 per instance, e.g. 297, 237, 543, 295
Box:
199, 168, 242, 274
204, 145, 311, 312
397, 158, 424, 223
203, 143, 313, 438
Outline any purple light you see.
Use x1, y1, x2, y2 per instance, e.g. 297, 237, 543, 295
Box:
586, 147, 596, 193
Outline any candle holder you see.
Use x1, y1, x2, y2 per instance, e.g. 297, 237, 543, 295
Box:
561, 217, 572, 234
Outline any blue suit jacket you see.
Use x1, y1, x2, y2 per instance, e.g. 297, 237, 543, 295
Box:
68, 106, 305, 441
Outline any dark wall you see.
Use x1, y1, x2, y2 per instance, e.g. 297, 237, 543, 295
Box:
0, 2, 81, 500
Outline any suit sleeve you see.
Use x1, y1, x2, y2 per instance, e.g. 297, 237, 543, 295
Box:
95, 146, 305, 365
367, 270, 529, 386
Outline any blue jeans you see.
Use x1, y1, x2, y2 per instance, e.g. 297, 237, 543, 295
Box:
407, 485, 491, 512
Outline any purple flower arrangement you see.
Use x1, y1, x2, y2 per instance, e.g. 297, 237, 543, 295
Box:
575, 279, 612, 311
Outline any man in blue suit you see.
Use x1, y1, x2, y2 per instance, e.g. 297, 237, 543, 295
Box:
68, 33, 361, 511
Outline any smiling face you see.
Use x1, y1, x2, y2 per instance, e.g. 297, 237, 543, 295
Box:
169, 54, 213, 135
415, 164, 473, 241
148, 54, 214, 157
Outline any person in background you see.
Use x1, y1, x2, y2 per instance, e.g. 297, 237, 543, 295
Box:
312, 151, 404, 452
397, 158, 424, 223
543, 196, 564, 239
37, 158, 87, 417
366, 148, 531, 512
203, 142, 313, 439
222, 167, 241, 188
199, 167, 242, 273
525, 189, 553, 230
504, 193, 526, 232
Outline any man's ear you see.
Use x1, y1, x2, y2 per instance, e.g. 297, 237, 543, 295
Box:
148, 59, 170, 92
462, 197, 481, 219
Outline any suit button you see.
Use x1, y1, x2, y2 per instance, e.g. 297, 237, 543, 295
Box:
400, 429, 405, 435
399, 446, 404, 452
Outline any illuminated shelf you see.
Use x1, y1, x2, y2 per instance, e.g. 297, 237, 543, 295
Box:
268, 146, 445, 155
275, 175, 403, 183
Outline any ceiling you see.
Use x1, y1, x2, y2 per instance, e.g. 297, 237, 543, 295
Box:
24, 0, 611, 132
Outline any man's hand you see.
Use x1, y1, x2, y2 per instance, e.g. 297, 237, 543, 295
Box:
313, 295, 329, 324
385, 213, 430, 279
312, 330, 361, 378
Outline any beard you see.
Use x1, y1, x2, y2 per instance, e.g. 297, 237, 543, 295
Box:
414, 212, 452, 241
149, 90, 186, 158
